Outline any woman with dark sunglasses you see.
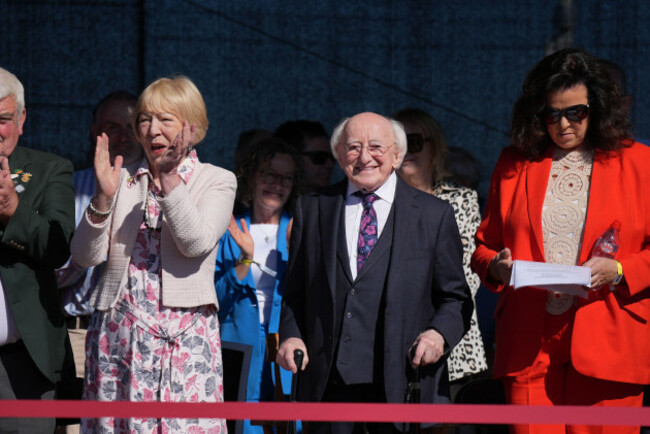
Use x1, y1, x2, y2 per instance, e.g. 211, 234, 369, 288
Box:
214, 137, 303, 434
471, 48, 650, 434
393, 108, 488, 397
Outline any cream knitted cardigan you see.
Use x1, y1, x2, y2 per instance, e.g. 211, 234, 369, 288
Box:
70, 161, 236, 311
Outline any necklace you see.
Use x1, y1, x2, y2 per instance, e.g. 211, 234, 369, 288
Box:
258, 225, 276, 243
143, 191, 162, 232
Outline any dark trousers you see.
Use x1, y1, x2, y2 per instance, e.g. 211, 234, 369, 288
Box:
0, 340, 56, 433
306, 368, 403, 434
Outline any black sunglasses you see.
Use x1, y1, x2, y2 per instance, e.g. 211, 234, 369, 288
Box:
302, 151, 335, 165
544, 104, 590, 124
406, 133, 429, 154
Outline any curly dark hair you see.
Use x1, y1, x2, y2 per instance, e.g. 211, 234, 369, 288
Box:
235, 137, 303, 213
510, 48, 632, 159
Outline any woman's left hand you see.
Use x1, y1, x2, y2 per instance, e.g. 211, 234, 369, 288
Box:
158, 121, 196, 193
582, 256, 619, 289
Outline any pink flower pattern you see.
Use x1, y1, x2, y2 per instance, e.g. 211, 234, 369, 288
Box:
356, 193, 378, 271
82, 152, 225, 433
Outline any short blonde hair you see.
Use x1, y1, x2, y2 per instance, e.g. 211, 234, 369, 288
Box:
133, 75, 209, 145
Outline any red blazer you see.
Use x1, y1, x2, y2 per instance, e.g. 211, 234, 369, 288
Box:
471, 141, 650, 384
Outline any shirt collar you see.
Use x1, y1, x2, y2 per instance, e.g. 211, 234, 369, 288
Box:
345, 171, 397, 204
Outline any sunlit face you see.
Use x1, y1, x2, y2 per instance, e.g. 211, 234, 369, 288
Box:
137, 110, 184, 167
92, 100, 142, 165
252, 153, 296, 216
302, 136, 334, 190
0, 95, 25, 158
546, 83, 590, 151
336, 113, 401, 193
397, 121, 435, 181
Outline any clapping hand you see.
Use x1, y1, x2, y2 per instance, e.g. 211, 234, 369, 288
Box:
157, 121, 195, 195
228, 215, 254, 259
157, 121, 195, 176
0, 157, 18, 225
93, 133, 122, 215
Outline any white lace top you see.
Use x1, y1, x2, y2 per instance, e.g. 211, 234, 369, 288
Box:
542, 146, 594, 314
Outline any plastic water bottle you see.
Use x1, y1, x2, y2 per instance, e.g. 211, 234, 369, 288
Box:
590, 220, 621, 292
591, 220, 621, 259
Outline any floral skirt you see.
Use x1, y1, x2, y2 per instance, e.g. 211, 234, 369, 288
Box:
81, 304, 226, 434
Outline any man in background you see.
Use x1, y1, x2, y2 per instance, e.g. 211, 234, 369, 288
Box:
275, 119, 336, 192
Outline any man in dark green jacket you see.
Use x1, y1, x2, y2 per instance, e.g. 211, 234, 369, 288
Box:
0, 66, 75, 433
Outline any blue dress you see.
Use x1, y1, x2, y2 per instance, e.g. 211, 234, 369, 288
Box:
215, 210, 296, 433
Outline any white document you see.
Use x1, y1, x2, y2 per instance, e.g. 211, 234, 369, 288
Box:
509, 260, 591, 299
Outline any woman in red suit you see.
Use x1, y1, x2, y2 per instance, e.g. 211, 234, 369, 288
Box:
471, 48, 650, 434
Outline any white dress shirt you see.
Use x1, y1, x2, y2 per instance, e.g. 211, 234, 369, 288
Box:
0, 278, 20, 346
250, 223, 279, 326
344, 171, 397, 280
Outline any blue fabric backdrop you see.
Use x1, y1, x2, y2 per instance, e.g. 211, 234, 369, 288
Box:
2, 0, 649, 199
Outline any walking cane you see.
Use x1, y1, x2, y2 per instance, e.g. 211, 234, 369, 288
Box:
403, 348, 421, 433
287, 349, 304, 434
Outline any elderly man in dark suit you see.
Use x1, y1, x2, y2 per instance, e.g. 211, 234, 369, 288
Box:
277, 112, 473, 433
0, 67, 75, 433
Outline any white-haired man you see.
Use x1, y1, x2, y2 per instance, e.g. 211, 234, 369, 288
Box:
277, 112, 472, 433
0, 66, 75, 432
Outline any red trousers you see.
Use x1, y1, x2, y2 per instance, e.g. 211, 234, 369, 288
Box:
501, 308, 643, 434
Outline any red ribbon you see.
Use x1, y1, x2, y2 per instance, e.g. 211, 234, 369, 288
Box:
1, 401, 649, 426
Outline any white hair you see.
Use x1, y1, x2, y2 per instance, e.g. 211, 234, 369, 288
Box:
329, 114, 407, 166
0, 67, 25, 114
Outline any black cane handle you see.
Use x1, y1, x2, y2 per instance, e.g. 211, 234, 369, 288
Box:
293, 349, 304, 371
287, 349, 304, 434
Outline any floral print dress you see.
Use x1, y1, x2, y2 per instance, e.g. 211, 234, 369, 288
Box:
82, 152, 226, 434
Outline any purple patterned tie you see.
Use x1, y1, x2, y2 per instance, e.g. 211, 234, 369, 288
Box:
357, 193, 378, 272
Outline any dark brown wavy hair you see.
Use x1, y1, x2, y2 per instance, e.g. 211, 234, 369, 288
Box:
235, 137, 303, 213
510, 48, 632, 159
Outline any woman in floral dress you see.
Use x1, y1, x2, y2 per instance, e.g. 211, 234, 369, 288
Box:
70, 75, 236, 433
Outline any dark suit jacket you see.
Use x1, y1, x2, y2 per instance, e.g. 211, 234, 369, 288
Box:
279, 175, 472, 405
0, 146, 75, 384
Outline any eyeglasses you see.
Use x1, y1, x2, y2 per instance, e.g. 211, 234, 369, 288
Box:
406, 133, 430, 154
343, 142, 393, 157
302, 151, 335, 165
260, 170, 294, 187
544, 104, 590, 124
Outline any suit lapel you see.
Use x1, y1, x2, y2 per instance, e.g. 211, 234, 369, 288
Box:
525, 149, 553, 260
320, 181, 346, 300
579, 149, 618, 264
385, 177, 417, 301
7, 147, 33, 197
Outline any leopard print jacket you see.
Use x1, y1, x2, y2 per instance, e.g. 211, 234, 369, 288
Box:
433, 180, 488, 381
